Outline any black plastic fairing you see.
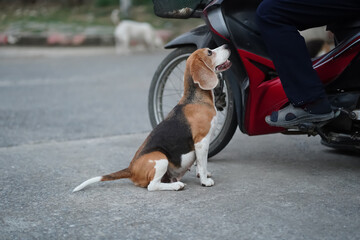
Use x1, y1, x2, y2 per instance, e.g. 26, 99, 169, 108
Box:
222, 2, 270, 58
164, 25, 214, 49
325, 53, 360, 93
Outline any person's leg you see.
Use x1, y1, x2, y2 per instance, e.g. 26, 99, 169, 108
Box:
256, 0, 360, 125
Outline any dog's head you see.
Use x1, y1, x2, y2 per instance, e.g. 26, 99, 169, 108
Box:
188, 45, 231, 90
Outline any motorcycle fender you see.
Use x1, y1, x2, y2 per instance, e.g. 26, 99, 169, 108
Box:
165, 25, 213, 49
223, 69, 245, 133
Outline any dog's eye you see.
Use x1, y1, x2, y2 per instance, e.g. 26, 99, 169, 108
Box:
207, 50, 212, 56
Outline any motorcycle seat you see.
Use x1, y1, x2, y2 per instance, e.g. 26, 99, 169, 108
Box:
327, 18, 360, 30
327, 18, 360, 42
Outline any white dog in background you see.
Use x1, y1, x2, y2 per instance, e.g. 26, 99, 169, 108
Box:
114, 20, 163, 54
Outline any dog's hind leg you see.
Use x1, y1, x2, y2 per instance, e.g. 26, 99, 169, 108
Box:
147, 159, 185, 191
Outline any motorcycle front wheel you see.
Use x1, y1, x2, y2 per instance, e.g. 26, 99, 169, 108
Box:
148, 46, 237, 157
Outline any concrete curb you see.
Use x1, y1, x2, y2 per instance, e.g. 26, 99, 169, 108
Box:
0, 29, 172, 47
0, 33, 115, 46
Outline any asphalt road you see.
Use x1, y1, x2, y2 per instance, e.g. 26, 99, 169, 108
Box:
1, 47, 360, 240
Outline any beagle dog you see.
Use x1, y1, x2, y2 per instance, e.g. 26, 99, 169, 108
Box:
73, 45, 231, 192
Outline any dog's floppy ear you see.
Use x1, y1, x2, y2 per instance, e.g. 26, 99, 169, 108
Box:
190, 56, 218, 90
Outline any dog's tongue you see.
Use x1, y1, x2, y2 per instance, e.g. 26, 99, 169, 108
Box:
215, 60, 232, 71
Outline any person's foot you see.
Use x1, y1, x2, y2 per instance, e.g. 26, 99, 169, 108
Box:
301, 97, 332, 114
265, 100, 337, 128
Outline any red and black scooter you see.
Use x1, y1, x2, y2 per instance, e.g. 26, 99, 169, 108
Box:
148, 0, 360, 157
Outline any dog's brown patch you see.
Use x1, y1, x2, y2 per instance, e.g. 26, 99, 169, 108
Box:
129, 151, 167, 187
183, 103, 216, 144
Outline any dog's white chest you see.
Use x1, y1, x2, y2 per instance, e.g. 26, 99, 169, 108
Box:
209, 114, 218, 138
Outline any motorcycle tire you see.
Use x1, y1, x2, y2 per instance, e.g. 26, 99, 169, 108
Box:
148, 46, 237, 158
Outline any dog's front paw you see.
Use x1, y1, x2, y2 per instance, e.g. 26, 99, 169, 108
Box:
201, 178, 214, 187
196, 171, 212, 178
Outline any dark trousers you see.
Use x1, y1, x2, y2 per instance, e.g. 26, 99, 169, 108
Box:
256, 0, 360, 107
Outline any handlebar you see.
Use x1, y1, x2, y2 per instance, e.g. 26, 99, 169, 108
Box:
153, 0, 213, 19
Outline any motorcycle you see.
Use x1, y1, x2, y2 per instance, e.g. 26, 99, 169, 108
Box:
148, 0, 360, 157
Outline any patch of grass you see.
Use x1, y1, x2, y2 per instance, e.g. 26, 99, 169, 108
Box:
0, 4, 114, 27
0, 1, 203, 37
94, 0, 118, 7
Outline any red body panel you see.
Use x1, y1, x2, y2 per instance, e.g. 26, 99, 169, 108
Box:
238, 35, 360, 136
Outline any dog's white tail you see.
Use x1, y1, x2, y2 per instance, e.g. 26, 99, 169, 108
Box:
73, 168, 131, 192
73, 176, 102, 192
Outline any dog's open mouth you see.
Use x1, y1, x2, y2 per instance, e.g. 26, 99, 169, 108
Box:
215, 60, 232, 72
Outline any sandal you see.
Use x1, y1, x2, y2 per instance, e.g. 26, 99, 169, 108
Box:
265, 104, 336, 128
